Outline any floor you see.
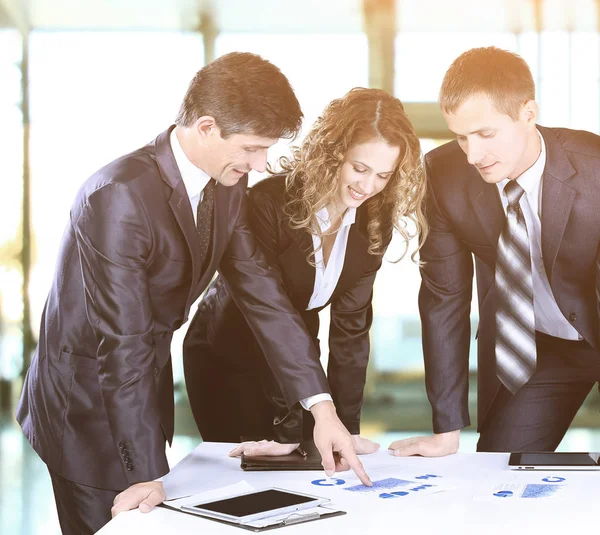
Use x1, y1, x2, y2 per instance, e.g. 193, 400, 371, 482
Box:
2, 413, 600, 535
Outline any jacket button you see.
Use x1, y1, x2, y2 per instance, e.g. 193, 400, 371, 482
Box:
126, 463, 134, 471
569, 312, 577, 322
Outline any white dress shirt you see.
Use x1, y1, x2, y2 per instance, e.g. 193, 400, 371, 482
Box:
170, 128, 211, 223
170, 129, 336, 413
496, 131, 580, 340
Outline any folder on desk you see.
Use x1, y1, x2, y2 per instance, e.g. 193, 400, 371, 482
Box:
160, 503, 346, 532
240, 441, 323, 471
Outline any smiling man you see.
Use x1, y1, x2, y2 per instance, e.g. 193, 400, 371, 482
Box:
389, 46, 600, 457
16, 52, 370, 535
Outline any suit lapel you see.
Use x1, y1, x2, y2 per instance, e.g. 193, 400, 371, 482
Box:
538, 126, 576, 281
467, 168, 504, 246
335, 209, 370, 296
153, 126, 201, 306
281, 222, 316, 310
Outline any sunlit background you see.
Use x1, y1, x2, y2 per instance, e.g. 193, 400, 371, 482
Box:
1, 0, 600, 533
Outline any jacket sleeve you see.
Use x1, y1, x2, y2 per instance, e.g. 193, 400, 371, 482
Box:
596, 243, 600, 347
218, 189, 330, 409
74, 182, 168, 484
246, 186, 306, 443
419, 157, 473, 433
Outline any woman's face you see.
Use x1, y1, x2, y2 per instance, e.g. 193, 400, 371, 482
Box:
334, 139, 400, 212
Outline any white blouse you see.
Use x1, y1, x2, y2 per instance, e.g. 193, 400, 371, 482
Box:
307, 206, 357, 310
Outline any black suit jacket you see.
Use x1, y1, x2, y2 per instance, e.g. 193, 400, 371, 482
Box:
16, 127, 328, 490
420, 125, 600, 434
184, 174, 390, 438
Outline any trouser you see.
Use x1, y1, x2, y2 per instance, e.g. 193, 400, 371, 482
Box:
48, 468, 120, 535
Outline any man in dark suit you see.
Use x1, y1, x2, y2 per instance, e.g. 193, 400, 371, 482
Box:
388, 47, 600, 457
16, 52, 370, 535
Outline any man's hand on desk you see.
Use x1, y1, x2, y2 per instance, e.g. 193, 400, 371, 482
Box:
229, 440, 299, 457
311, 400, 372, 487
111, 481, 166, 518
388, 430, 460, 457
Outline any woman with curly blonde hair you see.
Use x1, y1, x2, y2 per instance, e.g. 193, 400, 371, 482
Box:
183, 87, 427, 457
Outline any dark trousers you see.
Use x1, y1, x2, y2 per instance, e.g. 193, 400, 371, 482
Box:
48, 468, 119, 535
477, 332, 600, 452
183, 316, 274, 442
183, 315, 315, 444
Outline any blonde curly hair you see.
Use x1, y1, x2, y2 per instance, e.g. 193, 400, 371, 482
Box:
277, 87, 427, 262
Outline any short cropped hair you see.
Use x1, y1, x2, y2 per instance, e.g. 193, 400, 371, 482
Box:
175, 52, 302, 139
439, 47, 535, 120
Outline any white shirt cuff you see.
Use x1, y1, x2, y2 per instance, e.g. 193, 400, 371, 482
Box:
300, 393, 333, 411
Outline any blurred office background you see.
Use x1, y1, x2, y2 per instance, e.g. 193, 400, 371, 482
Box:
1, 0, 600, 533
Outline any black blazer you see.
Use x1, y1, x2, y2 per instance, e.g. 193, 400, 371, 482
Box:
184, 174, 391, 437
16, 127, 328, 490
420, 125, 600, 434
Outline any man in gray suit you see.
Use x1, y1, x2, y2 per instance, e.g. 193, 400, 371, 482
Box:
388, 47, 600, 456
17, 52, 370, 535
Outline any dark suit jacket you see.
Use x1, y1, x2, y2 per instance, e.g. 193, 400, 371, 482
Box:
420, 125, 600, 434
184, 174, 390, 439
16, 127, 328, 490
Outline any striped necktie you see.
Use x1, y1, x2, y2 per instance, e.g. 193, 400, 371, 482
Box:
495, 180, 536, 394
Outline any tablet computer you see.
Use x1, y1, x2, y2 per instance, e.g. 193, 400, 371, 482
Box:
180, 488, 329, 524
508, 452, 600, 470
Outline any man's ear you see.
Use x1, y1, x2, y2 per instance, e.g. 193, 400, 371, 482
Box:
521, 100, 539, 125
194, 116, 219, 140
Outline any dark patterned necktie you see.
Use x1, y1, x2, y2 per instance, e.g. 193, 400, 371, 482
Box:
495, 180, 536, 394
196, 179, 216, 270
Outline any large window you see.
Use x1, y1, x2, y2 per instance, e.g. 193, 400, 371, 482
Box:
27, 31, 204, 382
0, 30, 24, 383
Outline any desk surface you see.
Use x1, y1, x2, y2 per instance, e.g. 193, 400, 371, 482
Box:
99, 443, 596, 535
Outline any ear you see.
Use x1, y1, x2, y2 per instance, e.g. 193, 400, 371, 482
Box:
194, 116, 219, 140
521, 100, 538, 126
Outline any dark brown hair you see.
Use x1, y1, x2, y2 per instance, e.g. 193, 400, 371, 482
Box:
175, 52, 302, 139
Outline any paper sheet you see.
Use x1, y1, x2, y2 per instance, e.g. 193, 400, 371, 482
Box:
306, 467, 454, 500
473, 482, 571, 501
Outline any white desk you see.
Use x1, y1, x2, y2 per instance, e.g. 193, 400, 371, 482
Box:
98, 443, 596, 534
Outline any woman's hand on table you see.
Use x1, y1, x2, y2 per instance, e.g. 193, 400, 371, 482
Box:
351, 435, 380, 455
228, 440, 300, 457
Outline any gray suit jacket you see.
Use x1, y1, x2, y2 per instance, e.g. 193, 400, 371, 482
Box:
16, 126, 329, 490
420, 125, 600, 433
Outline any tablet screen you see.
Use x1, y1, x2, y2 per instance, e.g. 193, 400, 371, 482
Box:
515, 452, 600, 466
192, 490, 318, 518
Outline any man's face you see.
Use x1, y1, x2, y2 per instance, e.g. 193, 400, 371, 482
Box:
191, 124, 279, 186
443, 93, 538, 183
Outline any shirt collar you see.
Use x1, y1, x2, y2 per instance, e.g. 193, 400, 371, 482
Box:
498, 129, 546, 198
315, 206, 357, 232
170, 128, 211, 199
